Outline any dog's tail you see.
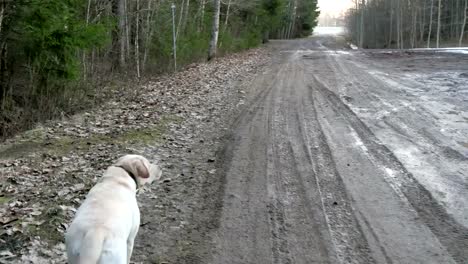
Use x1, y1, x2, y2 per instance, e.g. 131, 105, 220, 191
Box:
77, 228, 106, 264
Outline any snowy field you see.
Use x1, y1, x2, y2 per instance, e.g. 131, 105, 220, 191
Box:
413, 47, 468, 54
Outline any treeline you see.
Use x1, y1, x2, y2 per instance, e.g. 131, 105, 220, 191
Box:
346, 0, 468, 49
0, 0, 319, 138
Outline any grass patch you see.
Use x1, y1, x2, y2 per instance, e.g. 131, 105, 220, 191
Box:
24, 204, 66, 245
0, 115, 183, 159
0, 196, 12, 205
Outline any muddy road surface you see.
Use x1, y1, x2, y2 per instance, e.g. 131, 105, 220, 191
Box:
2, 30, 466, 264
207, 34, 468, 263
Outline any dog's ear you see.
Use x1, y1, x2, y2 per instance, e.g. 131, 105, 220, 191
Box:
135, 159, 150, 179
116, 156, 150, 179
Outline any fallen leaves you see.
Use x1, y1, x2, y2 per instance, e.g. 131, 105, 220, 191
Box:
0, 47, 270, 263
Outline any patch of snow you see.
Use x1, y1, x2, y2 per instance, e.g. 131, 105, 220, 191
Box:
280, 49, 316, 54
337, 50, 351, 55
385, 168, 396, 177
349, 128, 369, 154
349, 43, 358, 50
381, 166, 411, 205
439, 49, 468, 55
388, 142, 468, 225
413, 47, 468, 50
315, 50, 353, 56
412, 47, 468, 54
350, 126, 410, 205
365, 70, 468, 227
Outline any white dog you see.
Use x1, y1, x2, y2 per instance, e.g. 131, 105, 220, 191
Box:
65, 154, 162, 264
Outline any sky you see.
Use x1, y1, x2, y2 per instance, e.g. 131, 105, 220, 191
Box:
318, 0, 354, 17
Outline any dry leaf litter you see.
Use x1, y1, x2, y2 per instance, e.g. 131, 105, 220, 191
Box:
0, 48, 270, 264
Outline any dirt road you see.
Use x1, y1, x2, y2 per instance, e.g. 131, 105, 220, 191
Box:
2, 29, 467, 264
208, 33, 468, 263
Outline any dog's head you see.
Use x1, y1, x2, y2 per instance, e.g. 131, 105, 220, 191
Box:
114, 154, 162, 188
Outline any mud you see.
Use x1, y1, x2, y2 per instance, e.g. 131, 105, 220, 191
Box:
203, 35, 468, 263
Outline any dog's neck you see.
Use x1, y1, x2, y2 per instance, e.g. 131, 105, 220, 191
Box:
115, 165, 139, 189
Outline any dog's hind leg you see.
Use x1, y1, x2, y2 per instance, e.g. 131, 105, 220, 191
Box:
126, 239, 134, 264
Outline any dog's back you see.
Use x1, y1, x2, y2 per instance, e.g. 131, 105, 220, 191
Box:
65, 156, 161, 264
65, 174, 138, 264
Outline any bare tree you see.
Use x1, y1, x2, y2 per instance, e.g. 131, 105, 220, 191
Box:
113, 0, 126, 67
359, 0, 365, 47
436, 0, 442, 48
135, 0, 140, 78
411, 2, 417, 48
82, 0, 93, 79
287, 0, 297, 39
346, 0, 468, 49
225, 0, 232, 27
388, 0, 393, 47
208, 0, 221, 60
142, 0, 156, 71
427, 0, 434, 47
176, 0, 185, 39
420, 0, 426, 43
460, 0, 468, 46
183, 0, 190, 31
124, 0, 130, 60
199, 0, 206, 32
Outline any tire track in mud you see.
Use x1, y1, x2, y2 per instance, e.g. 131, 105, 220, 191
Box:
312, 76, 468, 262
209, 59, 286, 263
265, 77, 292, 264
210, 51, 375, 263
208, 37, 467, 264
290, 71, 375, 263
272, 62, 337, 264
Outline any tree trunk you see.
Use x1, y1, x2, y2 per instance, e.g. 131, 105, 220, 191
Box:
399, 0, 404, 49
359, 0, 365, 47
411, 5, 417, 48
124, 0, 130, 59
182, 0, 190, 32
436, 0, 441, 48
286, 0, 292, 38
396, 0, 401, 48
420, 0, 426, 45
0, 3, 5, 107
176, 0, 185, 39
112, 0, 126, 68
460, 0, 468, 46
427, 0, 434, 48
208, 0, 221, 60
451, 0, 456, 38
0, 43, 6, 109
0, 3, 4, 33
388, 0, 393, 47
135, 0, 140, 78
287, 0, 297, 39
290, 1, 297, 38
199, 0, 206, 32
142, 0, 154, 71
83, 0, 92, 80
224, 0, 231, 27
